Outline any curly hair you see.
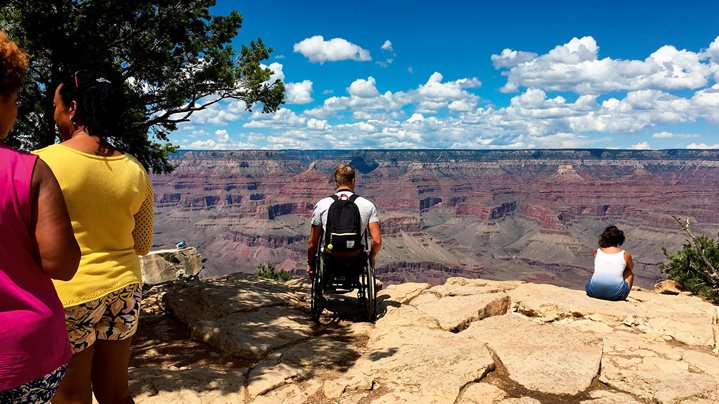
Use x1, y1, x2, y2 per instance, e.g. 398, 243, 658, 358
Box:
58, 70, 120, 139
0, 31, 29, 97
599, 225, 625, 248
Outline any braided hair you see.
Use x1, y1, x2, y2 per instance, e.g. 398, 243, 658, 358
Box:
58, 70, 120, 140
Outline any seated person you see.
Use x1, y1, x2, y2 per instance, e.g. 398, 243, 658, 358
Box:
306, 164, 381, 282
586, 226, 635, 301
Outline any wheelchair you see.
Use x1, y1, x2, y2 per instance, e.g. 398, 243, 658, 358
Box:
310, 244, 377, 323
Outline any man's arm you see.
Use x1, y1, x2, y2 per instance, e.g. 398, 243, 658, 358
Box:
368, 222, 382, 261
307, 224, 323, 277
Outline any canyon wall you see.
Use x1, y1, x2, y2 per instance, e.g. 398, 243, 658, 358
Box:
150, 149, 719, 289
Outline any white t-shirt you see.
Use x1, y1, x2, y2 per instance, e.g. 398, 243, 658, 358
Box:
311, 191, 379, 245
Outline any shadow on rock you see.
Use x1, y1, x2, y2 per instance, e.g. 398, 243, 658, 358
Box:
130, 273, 372, 401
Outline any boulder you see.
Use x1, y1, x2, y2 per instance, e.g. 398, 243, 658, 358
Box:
654, 279, 683, 295
140, 247, 203, 285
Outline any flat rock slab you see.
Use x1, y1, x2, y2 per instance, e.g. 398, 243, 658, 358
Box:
464, 314, 602, 396
129, 367, 246, 403
458, 382, 508, 403
600, 331, 719, 403
377, 282, 431, 305
374, 304, 442, 333
507, 283, 717, 348
411, 291, 510, 331
191, 306, 313, 360
166, 273, 303, 322
337, 326, 496, 403
579, 390, 643, 403
247, 335, 361, 398
251, 380, 323, 404
438, 277, 524, 295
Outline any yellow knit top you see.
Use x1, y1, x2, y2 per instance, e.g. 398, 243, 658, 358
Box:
34, 144, 154, 307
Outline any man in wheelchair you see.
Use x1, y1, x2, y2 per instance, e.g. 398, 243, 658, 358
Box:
307, 164, 382, 278
306, 164, 382, 320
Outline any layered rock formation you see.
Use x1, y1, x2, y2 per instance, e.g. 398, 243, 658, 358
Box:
150, 150, 719, 289
129, 274, 719, 403
140, 247, 204, 285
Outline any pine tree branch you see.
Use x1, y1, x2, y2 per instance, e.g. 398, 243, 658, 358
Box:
672, 215, 719, 284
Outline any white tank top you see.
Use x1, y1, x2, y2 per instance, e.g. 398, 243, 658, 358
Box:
591, 249, 626, 285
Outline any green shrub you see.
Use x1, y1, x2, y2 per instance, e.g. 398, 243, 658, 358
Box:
660, 229, 719, 304
257, 263, 292, 282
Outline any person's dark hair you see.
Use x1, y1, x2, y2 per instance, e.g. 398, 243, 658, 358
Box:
599, 226, 625, 248
0, 31, 28, 97
58, 70, 119, 139
335, 164, 355, 187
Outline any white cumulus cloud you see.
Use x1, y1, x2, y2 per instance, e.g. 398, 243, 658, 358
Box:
707, 35, 719, 64
687, 143, 719, 149
262, 62, 285, 83
215, 129, 229, 142
293, 35, 371, 63
306, 118, 329, 130
494, 36, 715, 94
381, 40, 393, 52
286, 80, 313, 104
348, 77, 380, 98
651, 131, 701, 139
491, 48, 539, 68
630, 142, 651, 150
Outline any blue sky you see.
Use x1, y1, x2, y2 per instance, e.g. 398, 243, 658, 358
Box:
175, 0, 719, 150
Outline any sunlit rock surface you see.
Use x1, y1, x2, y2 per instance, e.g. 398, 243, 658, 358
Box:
129, 274, 719, 403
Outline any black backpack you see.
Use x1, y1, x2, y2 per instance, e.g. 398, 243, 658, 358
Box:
324, 194, 363, 253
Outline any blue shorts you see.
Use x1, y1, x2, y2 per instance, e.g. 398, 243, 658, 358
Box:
0, 363, 67, 404
585, 279, 630, 301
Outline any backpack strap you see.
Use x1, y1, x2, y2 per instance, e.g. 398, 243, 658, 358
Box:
349, 194, 359, 202
330, 195, 339, 201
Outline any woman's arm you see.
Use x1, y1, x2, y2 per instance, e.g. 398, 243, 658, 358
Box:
132, 173, 154, 256
623, 251, 635, 289
31, 158, 80, 281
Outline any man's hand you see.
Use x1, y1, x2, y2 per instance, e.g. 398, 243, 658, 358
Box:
307, 263, 315, 279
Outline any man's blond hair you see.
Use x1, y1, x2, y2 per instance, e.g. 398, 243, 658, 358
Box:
334, 164, 355, 187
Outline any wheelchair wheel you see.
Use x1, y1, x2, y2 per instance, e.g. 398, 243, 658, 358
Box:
310, 258, 324, 322
364, 261, 377, 322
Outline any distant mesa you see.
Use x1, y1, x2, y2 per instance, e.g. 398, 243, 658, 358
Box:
348, 155, 379, 173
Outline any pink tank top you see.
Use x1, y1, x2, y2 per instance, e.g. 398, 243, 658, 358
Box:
0, 143, 71, 390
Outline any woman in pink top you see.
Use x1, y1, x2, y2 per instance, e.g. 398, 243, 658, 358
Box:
0, 31, 80, 402
585, 226, 635, 301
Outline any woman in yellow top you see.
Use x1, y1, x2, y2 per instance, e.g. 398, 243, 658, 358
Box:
34, 70, 153, 404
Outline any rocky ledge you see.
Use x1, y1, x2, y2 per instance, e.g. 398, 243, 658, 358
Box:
129, 274, 719, 403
